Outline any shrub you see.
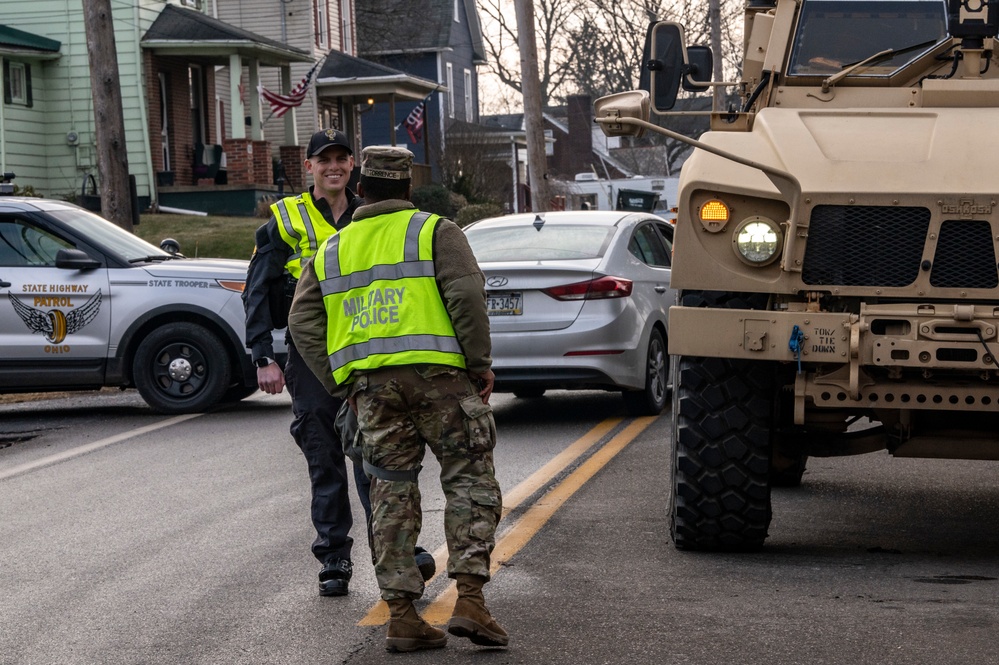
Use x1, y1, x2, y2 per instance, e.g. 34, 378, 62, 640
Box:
455, 203, 502, 228
412, 184, 466, 219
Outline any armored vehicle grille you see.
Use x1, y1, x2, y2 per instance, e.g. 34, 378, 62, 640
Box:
802, 205, 930, 287
930, 220, 998, 289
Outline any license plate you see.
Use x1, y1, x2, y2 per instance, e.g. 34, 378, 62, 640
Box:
487, 291, 522, 316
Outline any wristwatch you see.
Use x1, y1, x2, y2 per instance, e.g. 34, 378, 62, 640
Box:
254, 357, 275, 368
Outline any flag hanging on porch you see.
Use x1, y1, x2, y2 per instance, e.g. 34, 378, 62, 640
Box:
258, 59, 323, 119
403, 101, 425, 143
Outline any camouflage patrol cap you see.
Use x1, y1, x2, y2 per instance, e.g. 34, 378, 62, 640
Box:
360, 146, 413, 180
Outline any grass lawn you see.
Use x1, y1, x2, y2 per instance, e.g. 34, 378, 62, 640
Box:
136, 214, 264, 260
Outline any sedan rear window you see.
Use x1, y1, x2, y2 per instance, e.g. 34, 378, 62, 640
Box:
465, 224, 614, 261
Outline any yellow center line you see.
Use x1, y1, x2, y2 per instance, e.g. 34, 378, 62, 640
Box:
359, 415, 656, 627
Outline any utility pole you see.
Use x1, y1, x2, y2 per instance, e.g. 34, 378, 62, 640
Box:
513, 0, 551, 212
82, 0, 133, 231
708, 0, 725, 111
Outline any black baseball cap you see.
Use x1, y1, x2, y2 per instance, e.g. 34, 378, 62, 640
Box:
307, 128, 353, 157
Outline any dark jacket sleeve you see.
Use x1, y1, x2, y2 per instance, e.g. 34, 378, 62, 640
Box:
433, 219, 492, 374
242, 219, 291, 362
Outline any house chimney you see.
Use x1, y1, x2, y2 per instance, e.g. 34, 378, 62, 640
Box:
567, 94, 594, 175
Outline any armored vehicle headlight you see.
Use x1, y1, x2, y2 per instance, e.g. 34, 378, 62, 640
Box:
734, 216, 782, 265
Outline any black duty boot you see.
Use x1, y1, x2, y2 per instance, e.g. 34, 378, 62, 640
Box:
415, 546, 436, 581
318, 558, 352, 597
385, 598, 448, 653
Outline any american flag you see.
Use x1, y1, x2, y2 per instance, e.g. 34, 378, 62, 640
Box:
258, 61, 321, 119
403, 101, 425, 143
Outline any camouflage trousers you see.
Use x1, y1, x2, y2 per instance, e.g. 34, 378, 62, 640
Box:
350, 364, 502, 601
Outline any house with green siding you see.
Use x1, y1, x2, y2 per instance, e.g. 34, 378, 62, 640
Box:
0, 0, 315, 215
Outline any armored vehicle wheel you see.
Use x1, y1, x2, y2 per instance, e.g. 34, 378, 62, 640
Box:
132, 322, 231, 414
670, 291, 774, 551
623, 327, 669, 416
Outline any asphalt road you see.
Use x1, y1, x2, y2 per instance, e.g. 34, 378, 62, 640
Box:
3, 389, 999, 664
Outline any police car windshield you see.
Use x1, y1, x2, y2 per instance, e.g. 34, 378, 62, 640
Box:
787, 0, 948, 77
48, 208, 175, 262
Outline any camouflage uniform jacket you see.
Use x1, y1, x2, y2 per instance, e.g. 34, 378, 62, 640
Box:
289, 199, 492, 395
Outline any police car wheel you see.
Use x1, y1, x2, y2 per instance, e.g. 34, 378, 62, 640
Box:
221, 384, 259, 403
132, 322, 231, 414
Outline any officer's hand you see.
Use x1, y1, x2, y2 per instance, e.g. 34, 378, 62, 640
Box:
470, 369, 495, 403
257, 363, 286, 394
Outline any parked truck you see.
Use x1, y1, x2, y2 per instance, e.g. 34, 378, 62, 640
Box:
594, 0, 999, 550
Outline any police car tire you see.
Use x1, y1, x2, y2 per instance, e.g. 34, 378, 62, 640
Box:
669, 290, 774, 552
132, 322, 232, 414
222, 384, 259, 403
623, 326, 668, 416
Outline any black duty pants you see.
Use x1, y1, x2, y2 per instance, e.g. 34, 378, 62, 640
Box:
284, 341, 372, 564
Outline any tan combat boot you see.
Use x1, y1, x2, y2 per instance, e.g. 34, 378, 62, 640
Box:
446, 574, 510, 647
385, 598, 447, 653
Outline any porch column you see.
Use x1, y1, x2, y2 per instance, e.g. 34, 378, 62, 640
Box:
389, 93, 396, 146
229, 54, 244, 140
248, 59, 262, 141
281, 65, 298, 146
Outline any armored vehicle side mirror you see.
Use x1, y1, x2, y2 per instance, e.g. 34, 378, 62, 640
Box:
639, 22, 686, 112
593, 91, 650, 138
683, 46, 713, 93
55, 248, 101, 271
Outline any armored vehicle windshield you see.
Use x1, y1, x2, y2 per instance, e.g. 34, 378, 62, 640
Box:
788, 0, 948, 77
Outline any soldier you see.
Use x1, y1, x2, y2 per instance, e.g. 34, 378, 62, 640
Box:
288, 145, 508, 652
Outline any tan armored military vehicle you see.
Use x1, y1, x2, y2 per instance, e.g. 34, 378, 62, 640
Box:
594, 0, 999, 550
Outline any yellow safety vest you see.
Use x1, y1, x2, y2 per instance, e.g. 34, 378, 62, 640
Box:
271, 192, 338, 279
314, 209, 466, 385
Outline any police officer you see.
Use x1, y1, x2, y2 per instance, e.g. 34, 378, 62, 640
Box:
243, 128, 365, 597
288, 146, 508, 652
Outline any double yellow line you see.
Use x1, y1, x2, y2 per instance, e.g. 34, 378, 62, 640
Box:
359, 414, 658, 626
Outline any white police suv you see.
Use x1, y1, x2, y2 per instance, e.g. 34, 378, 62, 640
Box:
0, 191, 278, 413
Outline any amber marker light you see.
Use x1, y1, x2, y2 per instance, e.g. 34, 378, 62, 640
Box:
217, 280, 246, 293
700, 199, 730, 222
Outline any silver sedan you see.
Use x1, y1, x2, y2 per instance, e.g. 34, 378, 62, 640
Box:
463, 210, 675, 415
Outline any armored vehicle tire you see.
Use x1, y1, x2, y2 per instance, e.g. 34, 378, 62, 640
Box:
670, 290, 774, 551
513, 388, 546, 399
132, 322, 232, 414
623, 327, 669, 416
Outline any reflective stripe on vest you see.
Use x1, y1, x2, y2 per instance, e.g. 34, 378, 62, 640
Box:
314, 210, 466, 384
271, 193, 337, 279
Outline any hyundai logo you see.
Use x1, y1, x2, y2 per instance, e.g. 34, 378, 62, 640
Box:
486, 276, 509, 287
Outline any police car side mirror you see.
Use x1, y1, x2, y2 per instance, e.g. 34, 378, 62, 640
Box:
160, 237, 181, 255
56, 248, 101, 271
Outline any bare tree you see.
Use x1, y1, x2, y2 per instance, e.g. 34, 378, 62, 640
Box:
433, 121, 514, 205
481, 0, 745, 107
479, 0, 579, 105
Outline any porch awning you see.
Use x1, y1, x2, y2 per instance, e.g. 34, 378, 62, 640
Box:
0, 25, 61, 60
140, 4, 311, 66
315, 51, 443, 104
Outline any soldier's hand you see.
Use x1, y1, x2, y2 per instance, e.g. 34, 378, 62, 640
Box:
257, 363, 286, 394
470, 369, 495, 403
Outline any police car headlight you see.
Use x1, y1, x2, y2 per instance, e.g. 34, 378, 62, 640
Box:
733, 216, 782, 266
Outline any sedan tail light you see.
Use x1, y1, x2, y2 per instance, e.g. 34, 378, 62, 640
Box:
542, 276, 633, 301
